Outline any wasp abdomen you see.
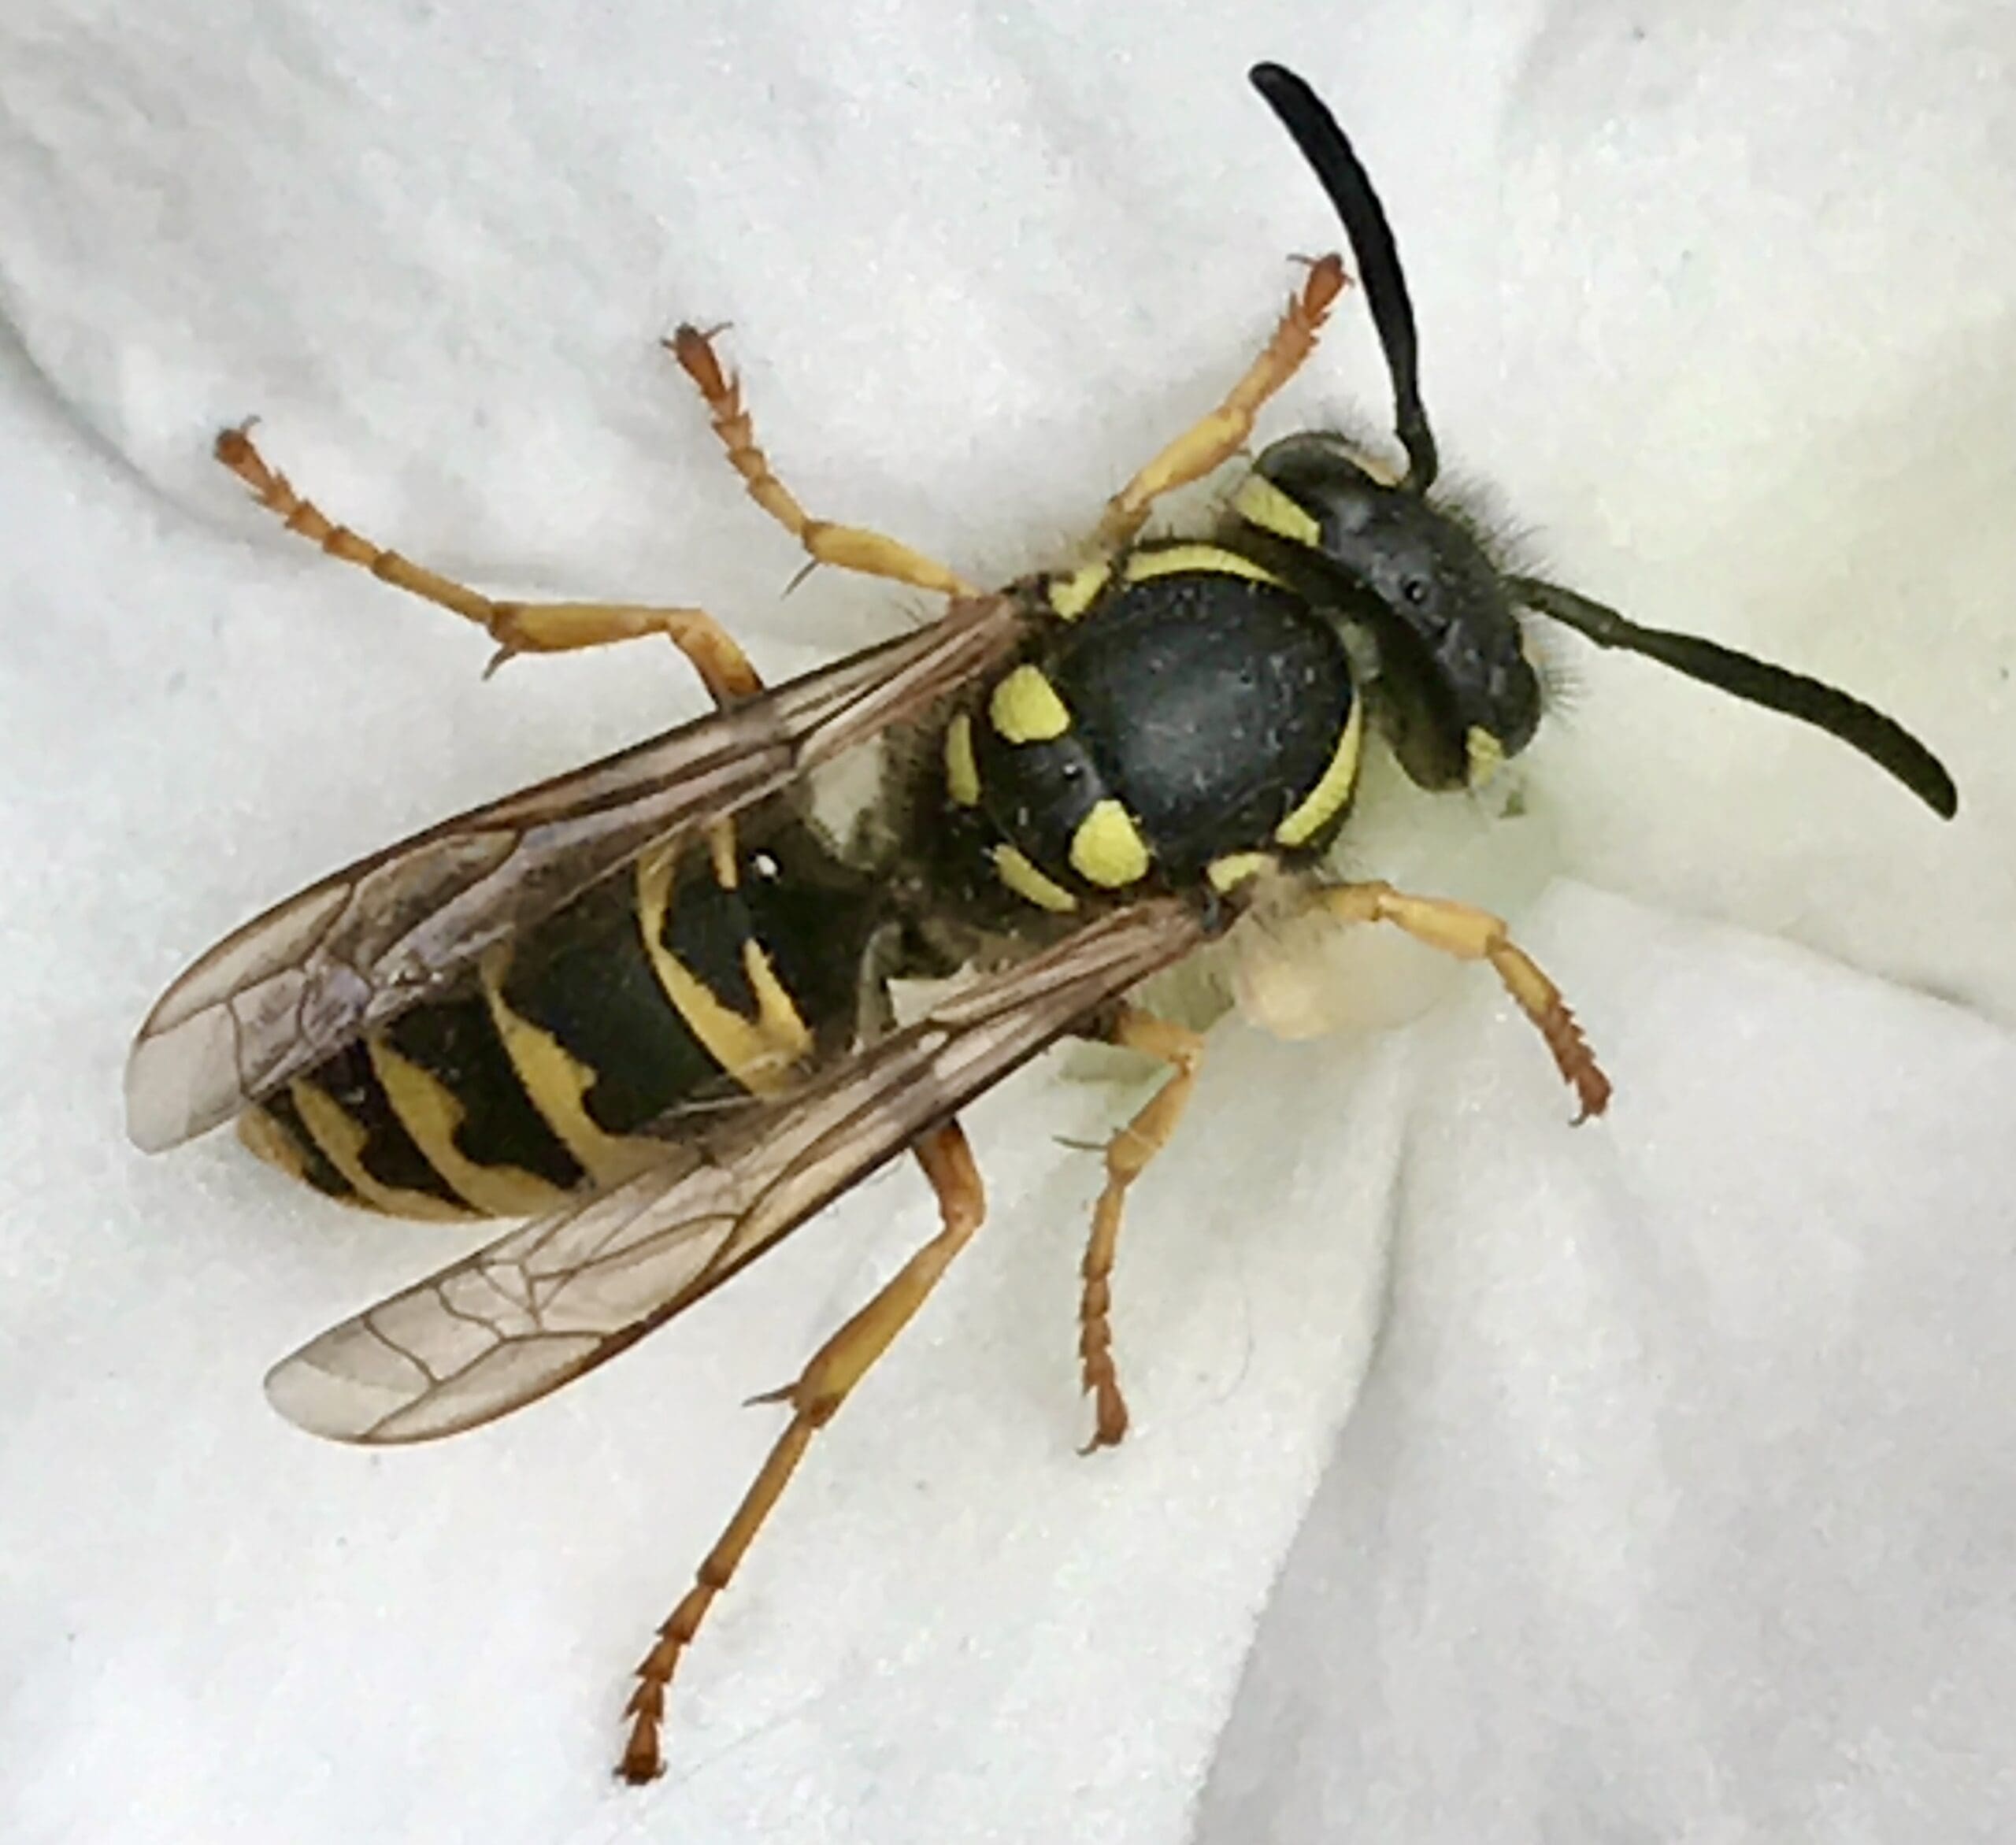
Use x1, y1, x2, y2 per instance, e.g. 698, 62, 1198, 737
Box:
239, 825, 884, 1217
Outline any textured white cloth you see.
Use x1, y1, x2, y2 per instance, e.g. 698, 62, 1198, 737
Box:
3, 4, 2011, 1842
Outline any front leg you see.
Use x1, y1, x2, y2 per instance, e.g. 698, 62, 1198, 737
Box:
1094, 254, 1347, 550
1310, 881, 1612, 1121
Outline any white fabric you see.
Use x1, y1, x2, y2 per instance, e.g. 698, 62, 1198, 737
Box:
3, 4, 2012, 1842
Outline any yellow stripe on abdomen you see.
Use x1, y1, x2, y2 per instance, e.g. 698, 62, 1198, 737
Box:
365, 1035, 573, 1217
634, 849, 813, 1096
284, 1078, 476, 1220
478, 947, 667, 1189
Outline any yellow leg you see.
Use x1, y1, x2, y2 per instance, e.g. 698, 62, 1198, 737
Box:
1077, 1005, 1205, 1453
618, 1121, 986, 1784
1094, 254, 1348, 550
214, 424, 764, 706
665, 325, 977, 598
1312, 882, 1612, 1121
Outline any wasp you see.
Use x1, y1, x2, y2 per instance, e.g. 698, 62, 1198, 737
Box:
124, 62, 1957, 1784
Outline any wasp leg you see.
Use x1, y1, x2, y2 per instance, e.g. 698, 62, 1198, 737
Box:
665, 325, 976, 598
1094, 254, 1348, 550
213, 424, 764, 705
1075, 1004, 1205, 1454
619, 1119, 986, 1784
1313, 882, 1613, 1121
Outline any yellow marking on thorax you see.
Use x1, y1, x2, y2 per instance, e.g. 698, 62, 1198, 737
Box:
284, 1078, 476, 1221
991, 843, 1080, 913
1206, 850, 1277, 894
635, 849, 812, 1095
478, 948, 665, 1187
1121, 543, 1285, 587
366, 1035, 573, 1217
989, 665, 1072, 744
944, 713, 980, 807
1274, 695, 1366, 847
1047, 560, 1112, 620
1069, 799, 1153, 889
1230, 473, 1322, 546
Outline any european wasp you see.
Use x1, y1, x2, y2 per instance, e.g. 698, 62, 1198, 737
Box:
125, 61, 1955, 1783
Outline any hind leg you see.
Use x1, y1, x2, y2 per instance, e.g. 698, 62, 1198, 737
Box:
216, 423, 764, 702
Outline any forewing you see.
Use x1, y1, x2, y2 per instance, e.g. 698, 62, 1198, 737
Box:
263, 897, 1210, 1443
126, 596, 1028, 1152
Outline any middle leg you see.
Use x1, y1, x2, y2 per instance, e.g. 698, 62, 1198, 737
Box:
1075, 1003, 1206, 1453
666, 325, 976, 598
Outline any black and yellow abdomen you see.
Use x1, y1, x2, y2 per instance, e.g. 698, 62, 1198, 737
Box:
238, 821, 884, 1217
943, 543, 1363, 916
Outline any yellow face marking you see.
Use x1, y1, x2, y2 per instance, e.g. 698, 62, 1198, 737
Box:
635, 850, 810, 1095
366, 1035, 572, 1217
1121, 543, 1284, 587
1206, 850, 1277, 894
1274, 695, 1366, 847
1230, 473, 1323, 547
989, 665, 1072, 744
992, 843, 1080, 913
1047, 560, 1112, 621
944, 713, 980, 807
284, 1078, 475, 1221
1466, 726, 1506, 787
480, 947, 665, 1187
1068, 798, 1153, 889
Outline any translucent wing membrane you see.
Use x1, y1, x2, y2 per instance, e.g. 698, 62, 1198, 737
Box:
263, 897, 1209, 1443
125, 596, 1030, 1153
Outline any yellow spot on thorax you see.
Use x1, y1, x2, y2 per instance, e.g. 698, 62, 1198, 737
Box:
1274, 695, 1365, 848
1206, 850, 1277, 894
944, 713, 980, 806
1069, 798, 1153, 888
1121, 542, 1286, 587
1046, 560, 1112, 620
989, 665, 1072, 743
991, 843, 1079, 913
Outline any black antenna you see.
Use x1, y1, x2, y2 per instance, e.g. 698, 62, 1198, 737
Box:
1511, 576, 1959, 817
1250, 61, 1438, 493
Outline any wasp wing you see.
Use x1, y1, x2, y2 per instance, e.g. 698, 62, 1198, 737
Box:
125, 596, 1029, 1154
261, 896, 1210, 1443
